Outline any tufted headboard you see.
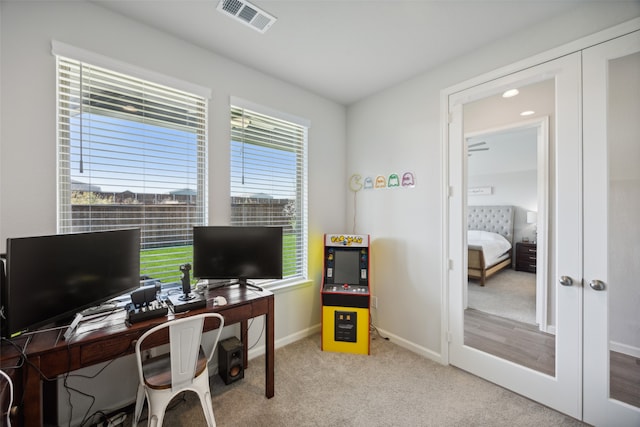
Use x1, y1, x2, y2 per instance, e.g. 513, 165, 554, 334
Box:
467, 205, 515, 244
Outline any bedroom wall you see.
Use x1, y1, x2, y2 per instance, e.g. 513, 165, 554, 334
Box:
347, 3, 640, 360
0, 1, 345, 422
468, 170, 537, 244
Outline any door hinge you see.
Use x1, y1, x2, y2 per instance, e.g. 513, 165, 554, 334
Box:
447, 331, 453, 343
448, 259, 454, 270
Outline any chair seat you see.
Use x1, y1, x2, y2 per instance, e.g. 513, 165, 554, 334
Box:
142, 347, 208, 390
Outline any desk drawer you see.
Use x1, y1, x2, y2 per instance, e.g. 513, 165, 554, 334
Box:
219, 304, 253, 324
80, 332, 140, 365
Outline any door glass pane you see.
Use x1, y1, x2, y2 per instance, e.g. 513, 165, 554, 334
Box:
463, 79, 556, 376
608, 51, 640, 408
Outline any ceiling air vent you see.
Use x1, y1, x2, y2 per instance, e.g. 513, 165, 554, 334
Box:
217, 0, 277, 34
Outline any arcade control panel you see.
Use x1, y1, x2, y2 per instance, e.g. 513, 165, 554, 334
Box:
323, 284, 369, 294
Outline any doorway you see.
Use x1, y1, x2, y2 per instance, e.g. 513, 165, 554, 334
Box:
463, 116, 552, 375
464, 115, 550, 333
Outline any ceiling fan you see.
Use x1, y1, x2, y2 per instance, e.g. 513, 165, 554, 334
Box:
468, 141, 489, 156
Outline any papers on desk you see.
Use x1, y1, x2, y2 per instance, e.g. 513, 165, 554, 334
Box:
63, 310, 127, 340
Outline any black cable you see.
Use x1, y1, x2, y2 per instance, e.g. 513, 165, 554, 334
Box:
248, 317, 267, 351
1, 326, 133, 427
0, 337, 26, 370
370, 322, 389, 341
61, 337, 134, 427
80, 410, 108, 427
246, 288, 266, 350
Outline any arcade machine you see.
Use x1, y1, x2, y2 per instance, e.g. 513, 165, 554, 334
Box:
321, 234, 370, 355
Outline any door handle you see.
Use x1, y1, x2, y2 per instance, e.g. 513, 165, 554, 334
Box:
589, 279, 606, 291
559, 276, 573, 287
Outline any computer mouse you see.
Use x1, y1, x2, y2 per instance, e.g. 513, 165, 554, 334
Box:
213, 296, 227, 306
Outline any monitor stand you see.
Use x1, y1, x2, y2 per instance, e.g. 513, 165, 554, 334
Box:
205, 278, 263, 291
231, 278, 263, 291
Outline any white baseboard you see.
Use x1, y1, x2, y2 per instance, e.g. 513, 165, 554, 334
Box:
246, 324, 447, 366
610, 341, 640, 358
247, 323, 321, 361
374, 327, 445, 364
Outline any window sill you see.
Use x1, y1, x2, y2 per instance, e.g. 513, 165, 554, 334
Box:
262, 278, 313, 293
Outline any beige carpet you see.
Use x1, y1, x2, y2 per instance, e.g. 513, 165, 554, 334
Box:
468, 269, 536, 324
126, 333, 584, 426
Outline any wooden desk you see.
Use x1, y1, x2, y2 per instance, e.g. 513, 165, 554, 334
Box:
0, 285, 274, 426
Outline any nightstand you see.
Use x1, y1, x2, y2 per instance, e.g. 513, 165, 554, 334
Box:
515, 242, 537, 273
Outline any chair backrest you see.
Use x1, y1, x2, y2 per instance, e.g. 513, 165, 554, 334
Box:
135, 313, 224, 392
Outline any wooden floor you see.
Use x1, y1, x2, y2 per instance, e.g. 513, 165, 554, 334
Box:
464, 308, 640, 408
610, 350, 640, 408
464, 308, 555, 375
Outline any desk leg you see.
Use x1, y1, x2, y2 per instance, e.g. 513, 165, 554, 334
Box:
23, 356, 43, 426
240, 319, 249, 370
266, 297, 274, 398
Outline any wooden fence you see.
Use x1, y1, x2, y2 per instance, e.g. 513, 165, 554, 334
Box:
71, 197, 292, 248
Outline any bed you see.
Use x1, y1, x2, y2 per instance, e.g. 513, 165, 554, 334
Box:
467, 205, 514, 286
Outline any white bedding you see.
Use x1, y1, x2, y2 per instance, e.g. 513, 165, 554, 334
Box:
468, 230, 512, 266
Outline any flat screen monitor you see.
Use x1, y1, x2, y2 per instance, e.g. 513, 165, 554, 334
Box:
4, 228, 140, 337
193, 226, 283, 286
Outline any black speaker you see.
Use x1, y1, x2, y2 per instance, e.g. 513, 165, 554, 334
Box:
219, 336, 244, 385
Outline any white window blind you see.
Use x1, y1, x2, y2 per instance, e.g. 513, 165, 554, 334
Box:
57, 57, 207, 284
230, 105, 308, 283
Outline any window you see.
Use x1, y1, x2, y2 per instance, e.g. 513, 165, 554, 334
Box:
230, 102, 308, 284
56, 56, 207, 284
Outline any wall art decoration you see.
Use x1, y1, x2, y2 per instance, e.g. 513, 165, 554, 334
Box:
468, 186, 492, 196
401, 172, 415, 188
351, 172, 417, 191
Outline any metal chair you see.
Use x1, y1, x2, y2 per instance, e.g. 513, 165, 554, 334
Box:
1, 369, 13, 427
133, 313, 225, 426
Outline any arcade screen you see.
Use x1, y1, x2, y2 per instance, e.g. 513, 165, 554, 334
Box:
333, 249, 360, 285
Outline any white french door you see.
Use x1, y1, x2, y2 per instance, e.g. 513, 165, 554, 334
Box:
583, 30, 640, 426
447, 25, 640, 425
447, 53, 583, 418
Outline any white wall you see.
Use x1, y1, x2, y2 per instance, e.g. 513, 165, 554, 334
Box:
347, 3, 640, 359
0, 1, 345, 423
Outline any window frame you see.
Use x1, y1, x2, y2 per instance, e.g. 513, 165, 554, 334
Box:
54, 43, 211, 284
229, 97, 310, 289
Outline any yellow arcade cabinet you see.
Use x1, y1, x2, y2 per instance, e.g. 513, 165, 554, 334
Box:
321, 234, 370, 355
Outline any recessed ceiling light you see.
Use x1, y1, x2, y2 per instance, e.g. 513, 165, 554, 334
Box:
502, 89, 519, 98
520, 110, 535, 116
